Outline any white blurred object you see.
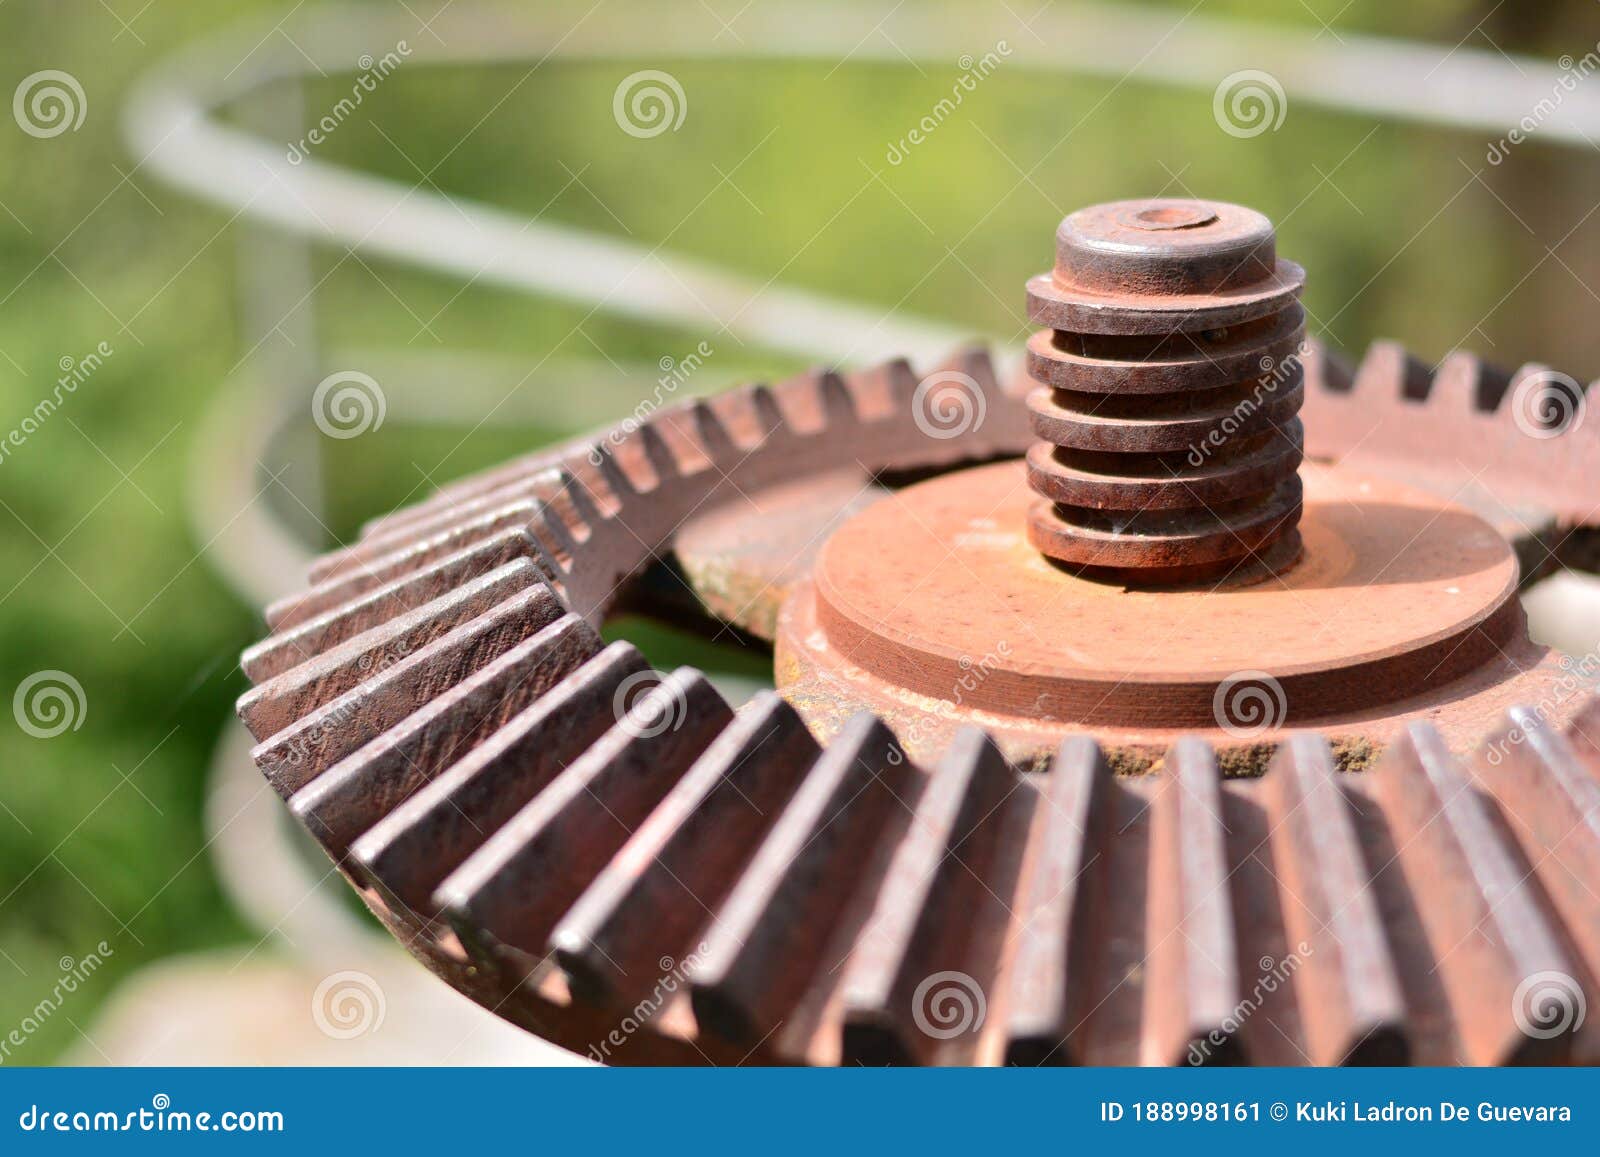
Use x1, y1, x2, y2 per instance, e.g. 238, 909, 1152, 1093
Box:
1525, 570, 1600, 657
65, 948, 583, 1066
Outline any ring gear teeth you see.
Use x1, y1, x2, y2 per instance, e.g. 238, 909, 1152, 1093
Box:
240, 345, 1600, 1066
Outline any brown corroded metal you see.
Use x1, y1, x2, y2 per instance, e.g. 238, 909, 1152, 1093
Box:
776, 456, 1564, 771
237, 270, 1600, 1066
1024, 198, 1308, 581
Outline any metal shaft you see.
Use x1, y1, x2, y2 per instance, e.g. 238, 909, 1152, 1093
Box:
1023, 198, 1308, 582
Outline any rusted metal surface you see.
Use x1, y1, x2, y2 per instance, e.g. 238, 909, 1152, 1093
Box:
350, 642, 655, 920
777, 456, 1575, 771
235, 199, 1600, 1066
240, 579, 1600, 1066
673, 469, 889, 640
289, 611, 603, 856
550, 692, 818, 1008
1024, 199, 1307, 581
1260, 735, 1407, 1065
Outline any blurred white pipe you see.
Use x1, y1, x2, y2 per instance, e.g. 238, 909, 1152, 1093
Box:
127, 1, 1600, 377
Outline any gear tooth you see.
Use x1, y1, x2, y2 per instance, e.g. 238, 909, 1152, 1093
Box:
290, 613, 604, 860
1004, 737, 1111, 1066
1429, 350, 1512, 412
244, 529, 535, 683
364, 454, 560, 538
889, 360, 922, 410
305, 483, 550, 588
591, 441, 640, 502
1374, 722, 1577, 1065
959, 345, 1000, 393
928, 344, 999, 398
700, 386, 763, 449
248, 583, 566, 797
361, 464, 569, 553
349, 641, 652, 919
748, 383, 784, 438
686, 712, 911, 1054
875, 357, 920, 411
523, 533, 569, 597
531, 496, 581, 560
432, 670, 733, 964
311, 470, 560, 584
268, 500, 541, 633
636, 420, 681, 485
546, 474, 601, 536
1304, 337, 1355, 394
1566, 689, 1600, 766
1351, 339, 1431, 400
1142, 739, 1244, 1066
838, 727, 1016, 1066
550, 693, 819, 1007
238, 560, 543, 740
1501, 361, 1585, 435
552, 468, 602, 528
1261, 733, 1408, 1065
690, 397, 739, 463
773, 367, 860, 436
817, 369, 858, 425
1471, 707, 1600, 1057
1508, 363, 1554, 411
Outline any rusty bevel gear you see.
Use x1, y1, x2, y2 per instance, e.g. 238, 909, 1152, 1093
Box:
1024, 199, 1307, 581
241, 309, 1600, 1064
